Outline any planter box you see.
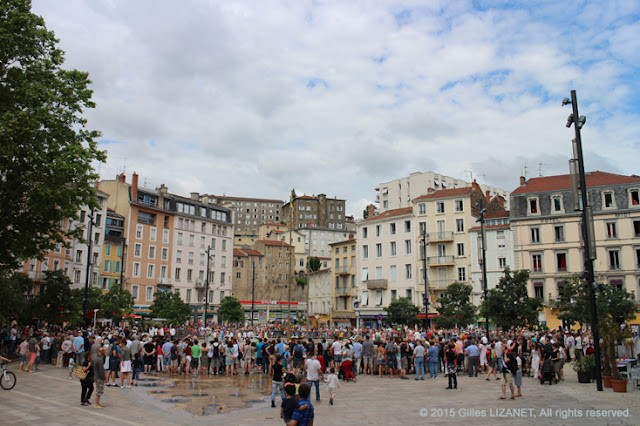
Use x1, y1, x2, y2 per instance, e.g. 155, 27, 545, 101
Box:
577, 371, 591, 383
611, 379, 627, 393
602, 376, 613, 388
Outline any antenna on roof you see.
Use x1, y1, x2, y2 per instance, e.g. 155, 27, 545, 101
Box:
465, 170, 473, 182
522, 162, 528, 180
538, 162, 547, 177
480, 173, 486, 185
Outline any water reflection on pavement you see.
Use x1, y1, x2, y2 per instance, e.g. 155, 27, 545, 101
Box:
143, 373, 272, 416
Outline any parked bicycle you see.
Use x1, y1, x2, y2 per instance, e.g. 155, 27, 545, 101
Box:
1, 360, 17, 390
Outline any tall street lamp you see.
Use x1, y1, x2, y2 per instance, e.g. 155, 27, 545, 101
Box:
82, 208, 97, 328
564, 89, 602, 391
420, 229, 429, 330
477, 198, 489, 333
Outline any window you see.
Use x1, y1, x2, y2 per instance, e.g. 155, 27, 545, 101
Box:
161, 247, 168, 261
533, 282, 544, 299
176, 250, 182, 263
608, 249, 621, 270
75, 249, 83, 263
177, 232, 183, 245
390, 265, 397, 281
603, 191, 615, 209
418, 203, 426, 215
556, 252, 567, 272
188, 252, 194, 265
457, 243, 465, 257
532, 254, 543, 273
362, 245, 369, 259
635, 247, 640, 267
404, 220, 411, 232
74, 270, 81, 283
200, 253, 205, 266
163, 229, 170, 243
375, 266, 383, 279
456, 218, 464, 233
406, 289, 412, 301
390, 241, 397, 256
186, 289, 192, 303
405, 264, 412, 279
436, 201, 445, 214
148, 246, 156, 259
175, 268, 181, 281
160, 265, 167, 279
606, 222, 617, 239
497, 230, 505, 248
609, 278, 624, 291
530, 227, 540, 243
222, 240, 227, 251
138, 211, 155, 225
405, 240, 412, 255
220, 272, 225, 284
457, 267, 466, 282
390, 223, 396, 235
361, 291, 369, 306
634, 220, 640, 238
187, 269, 193, 282
376, 243, 382, 257
146, 286, 153, 301
375, 290, 383, 306
391, 290, 397, 300
498, 257, 507, 269
554, 226, 565, 242
362, 227, 368, 239
455, 200, 464, 212
376, 225, 381, 237
200, 236, 205, 248
150, 227, 157, 241
133, 262, 140, 278
551, 195, 564, 213
629, 189, 640, 207
361, 268, 368, 281
147, 264, 155, 278
528, 197, 539, 215
136, 224, 143, 239
419, 221, 426, 234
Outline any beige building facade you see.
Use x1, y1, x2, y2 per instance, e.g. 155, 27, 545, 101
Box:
330, 238, 358, 327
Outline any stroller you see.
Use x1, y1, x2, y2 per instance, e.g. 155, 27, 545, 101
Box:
539, 358, 554, 385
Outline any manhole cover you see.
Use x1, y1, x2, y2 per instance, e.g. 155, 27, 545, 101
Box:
161, 396, 191, 403
190, 393, 210, 397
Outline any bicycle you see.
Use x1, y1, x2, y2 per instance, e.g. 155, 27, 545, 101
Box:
1, 361, 16, 390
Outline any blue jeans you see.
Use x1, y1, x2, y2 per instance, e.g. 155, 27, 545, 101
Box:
429, 361, 438, 378
271, 380, 284, 402
415, 357, 424, 379
307, 379, 320, 401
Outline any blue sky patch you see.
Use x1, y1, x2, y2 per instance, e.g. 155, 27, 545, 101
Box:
306, 78, 329, 89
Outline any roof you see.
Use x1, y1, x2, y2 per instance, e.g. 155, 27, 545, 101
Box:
485, 210, 510, 219
234, 248, 264, 257
470, 224, 510, 231
511, 171, 640, 195
361, 207, 413, 223
257, 240, 291, 247
217, 195, 284, 203
413, 187, 473, 201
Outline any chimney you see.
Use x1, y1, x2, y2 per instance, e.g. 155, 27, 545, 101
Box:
497, 195, 505, 207
471, 179, 482, 193
367, 204, 375, 218
158, 184, 168, 195
486, 190, 491, 199
132, 172, 139, 202
520, 176, 526, 187
117, 173, 126, 183
190, 192, 199, 200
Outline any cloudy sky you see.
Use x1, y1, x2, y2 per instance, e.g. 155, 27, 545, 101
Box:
32, 0, 640, 217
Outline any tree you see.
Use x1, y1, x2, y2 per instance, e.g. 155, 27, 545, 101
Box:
384, 297, 420, 327
0, 0, 105, 275
308, 257, 321, 272
71, 286, 103, 319
219, 296, 245, 323
149, 290, 191, 325
480, 268, 544, 330
99, 283, 134, 322
35, 270, 80, 325
435, 282, 477, 329
0, 272, 33, 326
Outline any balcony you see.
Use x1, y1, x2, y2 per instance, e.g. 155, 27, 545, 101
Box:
366, 279, 388, 290
335, 266, 353, 275
335, 286, 356, 296
427, 231, 454, 242
423, 279, 450, 290
195, 280, 205, 288
157, 278, 173, 286
27, 271, 47, 281
426, 256, 455, 266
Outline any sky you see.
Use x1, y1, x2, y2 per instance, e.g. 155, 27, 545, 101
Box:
32, 0, 640, 218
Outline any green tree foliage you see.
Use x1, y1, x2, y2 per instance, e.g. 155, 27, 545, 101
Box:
0, 0, 105, 275
435, 282, 477, 329
480, 268, 544, 330
295, 277, 308, 289
308, 256, 321, 272
0, 272, 33, 326
219, 296, 245, 323
98, 283, 134, 322
70, 286, 103, 318
35, 270, 80, 325
384, 297, 420, 327
149, 290, 191, 325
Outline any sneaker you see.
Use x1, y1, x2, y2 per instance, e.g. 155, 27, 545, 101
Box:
271, 401, 276, 408
69, 377, 73, 380
127, 385, 132, 388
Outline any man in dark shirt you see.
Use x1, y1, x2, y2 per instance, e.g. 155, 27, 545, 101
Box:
271, 355, 285, 408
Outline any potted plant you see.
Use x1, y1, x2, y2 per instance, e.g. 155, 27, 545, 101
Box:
572, 354, 594, 383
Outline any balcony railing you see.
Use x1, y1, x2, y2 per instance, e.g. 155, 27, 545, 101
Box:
195, 280, 205, 288
428, 280, 451, 289
426, 256, 455, 266
366, 279, 388, 290
335, 286, 356, 296
427, 231, 454, 242
335, 266, 354, 275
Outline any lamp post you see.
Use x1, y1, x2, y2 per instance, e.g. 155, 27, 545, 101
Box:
564, 89, 602, 391
82, 208, 97, 328
204, 245, 211, 326
251, 260, 255, 327
420, 229, 429, 330
477, 198, 489, 333
93, 308, 99, 330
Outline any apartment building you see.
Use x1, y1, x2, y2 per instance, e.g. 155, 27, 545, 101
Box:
301, 228, 356, 259
282, 193, 347, 230
100, 209, 125, 290
330, 238, 358, 327
355, 207, 415, 327
510, 171, 640, 328
214, 196, 283, 237
231, 247, 265, 322
308, 268, 331, 327
375, 171, 509, 212
469, 210, 513, 305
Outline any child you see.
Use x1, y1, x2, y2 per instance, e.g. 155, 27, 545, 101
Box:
68, 356, 75, 379
132, 353, 143, 386
289, 383, 314, 426
281, 382, 308, 424
324, 367, 339, 405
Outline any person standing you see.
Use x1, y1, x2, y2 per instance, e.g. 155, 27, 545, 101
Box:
445, 343, 457, 390
353, 338, 363, 376
93, 347, 106, 409
428, 341, 439, 379
41, 333, 51, 364
143, 338, 155, 374
73, 331, 85, 366
80, 352, 94, 406
305, 351, 323, 402
500, 350, 517, 400
465, 340, 480, 377
412, 340, 425, 380
120, 340, 132, 388
271, 355, 286, 408
25, 334, 39, 373
362, 335, 374, 375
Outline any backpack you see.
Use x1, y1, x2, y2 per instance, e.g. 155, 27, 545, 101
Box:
294, 345, 303, 359
386, 342, 396, 355
212, 344, 220, 358
105, 343, 113, 357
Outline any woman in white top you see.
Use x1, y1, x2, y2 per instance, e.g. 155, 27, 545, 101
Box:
530, 341, 541, 378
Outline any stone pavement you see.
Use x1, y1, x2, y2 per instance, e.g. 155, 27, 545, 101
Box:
2, 362, 639, 425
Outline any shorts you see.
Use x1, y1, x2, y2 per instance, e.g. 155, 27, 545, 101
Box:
377, 357, 385, 366
20, 354, 26, 363
95, 380, 105, 396
190, 358, 199, 370
328, 386, 336, 396
133, 369, 141, 381
502, 373, 514, 387
163, 357, 171, 366
109, 358, 120, 372
387, 357, 396, 369
29, 353, 36, 363
120, 360, 132, 373
171, 359, 178, 367
401, 357, 408, 370
144, 356, 154, 366
293, 359, 303, 369
363, 356, 373, 367
333, 355, 342, 365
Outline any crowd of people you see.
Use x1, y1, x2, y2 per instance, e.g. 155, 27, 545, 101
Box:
2, 322, 639, 424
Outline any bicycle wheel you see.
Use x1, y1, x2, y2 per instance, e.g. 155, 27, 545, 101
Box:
1, 371, 16, 390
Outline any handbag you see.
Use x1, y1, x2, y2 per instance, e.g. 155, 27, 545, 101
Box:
73, 366, 88, 380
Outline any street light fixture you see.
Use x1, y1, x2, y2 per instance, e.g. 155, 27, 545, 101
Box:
476, 199, 489, 333
420, 229, 429, 330
82, 208, 98, 328
564, 89, 602, 392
